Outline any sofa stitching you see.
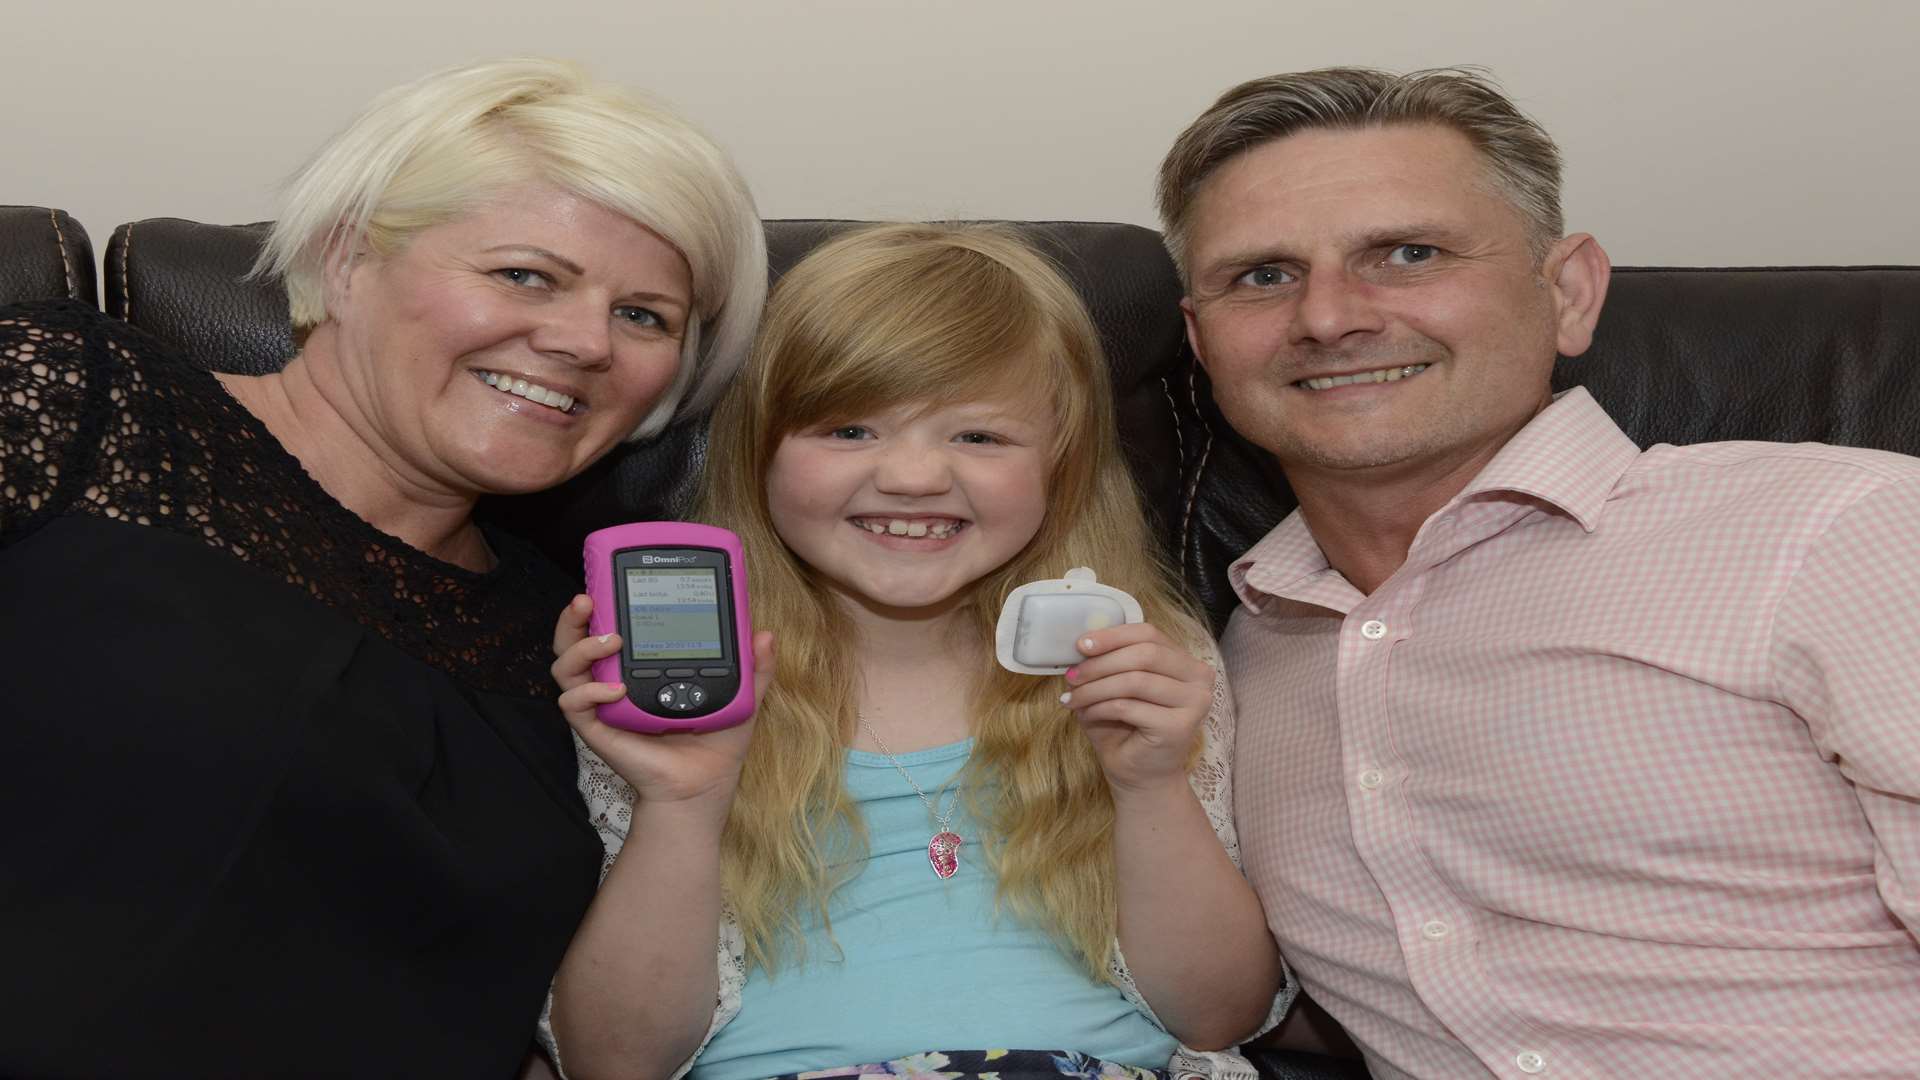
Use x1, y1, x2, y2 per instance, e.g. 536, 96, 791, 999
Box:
1161, 369, 1187, 512
1177, 360, 1212, 580
48, 208, 77, 300
119, 222, 135, 322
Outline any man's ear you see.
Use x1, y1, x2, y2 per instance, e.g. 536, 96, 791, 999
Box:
1180, 296, 1212, 373
1545, 233, 1610, 359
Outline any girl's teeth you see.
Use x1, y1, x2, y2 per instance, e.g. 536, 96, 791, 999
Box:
862, 519, 960, 538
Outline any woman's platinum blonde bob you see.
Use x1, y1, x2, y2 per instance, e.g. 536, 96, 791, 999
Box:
252, 57, 766, 438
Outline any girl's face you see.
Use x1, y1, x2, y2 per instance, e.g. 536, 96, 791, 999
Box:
765, 393, 1054, 622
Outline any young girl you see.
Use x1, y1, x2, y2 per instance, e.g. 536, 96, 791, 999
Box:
546, 224, 1287, 1080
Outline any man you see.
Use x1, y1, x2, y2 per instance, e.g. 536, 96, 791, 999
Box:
1158, 68, 1920, 1078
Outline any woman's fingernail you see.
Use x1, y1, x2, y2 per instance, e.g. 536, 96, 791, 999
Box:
1060, 691, 1073, 706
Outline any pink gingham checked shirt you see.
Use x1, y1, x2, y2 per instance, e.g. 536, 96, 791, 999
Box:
1225, 388, 1920, 1079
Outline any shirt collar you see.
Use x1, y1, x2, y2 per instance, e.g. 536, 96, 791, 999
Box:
1227, 387, 1641, 611
1453, 386, 1640, 533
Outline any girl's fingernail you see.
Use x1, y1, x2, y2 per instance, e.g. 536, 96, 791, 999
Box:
1065, 666, 1080, 681
1060, 691, 1073, 706
1080, 637, 1096, 653
597, 634, 612, 644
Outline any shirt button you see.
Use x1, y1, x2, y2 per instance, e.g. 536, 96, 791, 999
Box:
1420, 919, 1450, 940
1515, 1050, 1547, 1074
1360, 619, 1387, 640
1357, 768, 1384, 790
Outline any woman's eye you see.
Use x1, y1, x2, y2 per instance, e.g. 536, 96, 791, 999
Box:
1385, 244, 1438, 266
496, 267, 550, 288
1234, 265, 1293, 288
615, 306, 665, 330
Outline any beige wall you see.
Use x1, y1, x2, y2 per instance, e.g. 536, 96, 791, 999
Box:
5, 0, 1915, 268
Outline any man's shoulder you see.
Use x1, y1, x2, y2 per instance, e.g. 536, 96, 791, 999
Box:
1633, 437, 1920, 497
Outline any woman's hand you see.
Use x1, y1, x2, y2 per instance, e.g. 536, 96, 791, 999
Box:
551, 594, 775, 808
1060, 622, 1214, 796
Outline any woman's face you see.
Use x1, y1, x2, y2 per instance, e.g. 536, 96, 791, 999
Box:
324, 181, 692, 498
765, 393, 1054, 622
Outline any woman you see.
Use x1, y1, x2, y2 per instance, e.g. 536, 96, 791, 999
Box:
0, 58, 763, 1078
547, 225, 1288, 1080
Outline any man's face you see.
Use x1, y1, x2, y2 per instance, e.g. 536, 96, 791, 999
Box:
1181, 124, 1586, 491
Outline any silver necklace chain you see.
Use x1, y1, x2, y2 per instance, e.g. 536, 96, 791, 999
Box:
858, 713, 964, 835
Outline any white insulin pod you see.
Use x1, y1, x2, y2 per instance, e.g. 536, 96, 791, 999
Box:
994, 567, 1143, 675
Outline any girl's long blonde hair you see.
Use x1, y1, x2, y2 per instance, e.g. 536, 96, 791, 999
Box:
697, 223, 1206, 980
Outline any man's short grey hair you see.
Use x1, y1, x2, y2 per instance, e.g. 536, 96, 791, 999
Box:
252, 57, 766, 439
1156, 66, 1564, 283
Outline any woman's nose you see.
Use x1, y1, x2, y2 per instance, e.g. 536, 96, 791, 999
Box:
528, 294, 613, 370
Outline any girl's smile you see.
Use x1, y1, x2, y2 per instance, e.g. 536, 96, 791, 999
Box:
766, 397, 1052, 619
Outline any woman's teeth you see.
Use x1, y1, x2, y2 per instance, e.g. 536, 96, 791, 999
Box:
1299, 363, 1430, 390
479, 371, 576, 413
856, 518, 963, 539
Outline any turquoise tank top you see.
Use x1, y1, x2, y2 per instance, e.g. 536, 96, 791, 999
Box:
690, 739, 1173, 1079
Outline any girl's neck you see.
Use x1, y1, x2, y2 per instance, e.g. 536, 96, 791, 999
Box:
846, 602, 981, 754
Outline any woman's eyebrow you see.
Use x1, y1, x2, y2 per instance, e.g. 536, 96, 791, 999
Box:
483, 244, 584, 275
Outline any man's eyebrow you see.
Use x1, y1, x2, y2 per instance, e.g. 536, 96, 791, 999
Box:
1351, 222, 1467, 248
1198, 222, 1469, 276
483, 245, 584, 276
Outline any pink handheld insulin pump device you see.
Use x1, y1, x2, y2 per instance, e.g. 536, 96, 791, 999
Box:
582, 522, 755, 733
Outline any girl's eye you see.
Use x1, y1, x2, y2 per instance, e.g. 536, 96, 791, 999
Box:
615, 306, 666, 330
1234, 265, 1293, 288
828, 425, 873, 440
955, 431, 1003, 446
496, 267, 550, 288
1385, 244, 1438, 266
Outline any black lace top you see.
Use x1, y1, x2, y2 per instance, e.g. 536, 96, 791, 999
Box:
0, 300, 601, 1077
0, 298, 568, 698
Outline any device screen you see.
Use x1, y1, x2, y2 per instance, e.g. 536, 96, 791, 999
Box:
624, 566, 725, 660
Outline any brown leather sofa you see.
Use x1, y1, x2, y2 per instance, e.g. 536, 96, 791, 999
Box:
10, 209, 1911, 636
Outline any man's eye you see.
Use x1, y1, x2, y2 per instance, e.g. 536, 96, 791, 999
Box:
496, 267, 550, 288
1234, 265, 1293, 288
1385, 244, 1438, 266
615, 306, 665, 329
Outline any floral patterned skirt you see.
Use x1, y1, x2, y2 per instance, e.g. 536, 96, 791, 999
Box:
786, 1048, 1166, 1080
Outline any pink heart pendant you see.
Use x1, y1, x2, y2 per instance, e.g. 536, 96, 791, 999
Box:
928, 831, 963, 878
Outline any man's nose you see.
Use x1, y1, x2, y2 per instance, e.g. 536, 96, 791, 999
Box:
528, 294, 613, 370
1289, 268, 1384, 346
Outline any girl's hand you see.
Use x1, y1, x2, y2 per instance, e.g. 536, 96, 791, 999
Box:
550, 594, 775, 808
1061, 622, 1213, 795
